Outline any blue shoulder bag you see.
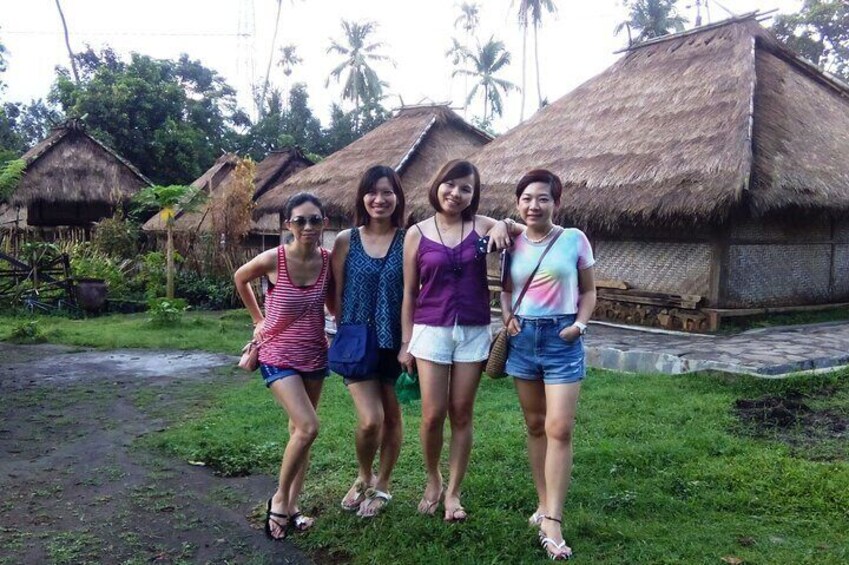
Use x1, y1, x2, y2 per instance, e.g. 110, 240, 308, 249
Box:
328, 230, 397, 378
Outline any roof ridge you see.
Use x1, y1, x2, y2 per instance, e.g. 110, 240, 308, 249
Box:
616, 12, 762, 54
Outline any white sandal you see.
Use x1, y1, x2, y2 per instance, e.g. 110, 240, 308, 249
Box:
538, 516, 573, 560
357, 488, 392, 518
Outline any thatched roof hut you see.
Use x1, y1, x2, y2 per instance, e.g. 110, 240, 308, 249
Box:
2, 120, 151, 228
142, 147, 313, 234
469, 15, 849, 329
473, 16, 849, 232
254, 105, 492, 224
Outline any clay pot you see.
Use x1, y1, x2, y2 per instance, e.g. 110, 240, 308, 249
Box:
75, 278, 108, 312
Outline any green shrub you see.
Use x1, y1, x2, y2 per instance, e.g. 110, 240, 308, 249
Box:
147, 297, 188, 326
175, 270, 236, 310
69, 242, 142, 301
92, 213, 140, 260
10, 320, 47, 343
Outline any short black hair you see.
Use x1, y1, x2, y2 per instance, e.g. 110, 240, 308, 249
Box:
284, 192, 325, 219
515, 169, 563, 204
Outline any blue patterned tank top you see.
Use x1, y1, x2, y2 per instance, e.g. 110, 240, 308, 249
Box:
340, 227, 405, 349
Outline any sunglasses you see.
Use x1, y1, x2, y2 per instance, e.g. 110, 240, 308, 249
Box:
288, 215, 324, 228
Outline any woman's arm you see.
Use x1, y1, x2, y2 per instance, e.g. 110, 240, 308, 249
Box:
234, 248, 277, 340
398, 226, 421, 373
559, 266, 597, 342
328, 230, 351, 320
477, 215, 526, 251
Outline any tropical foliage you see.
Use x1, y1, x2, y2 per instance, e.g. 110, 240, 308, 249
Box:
452, 38, 519, 123
515, 0, 557, 118
615, 0, 688, 45
134, 184, 206, 299
326, 20, 392, 112
772, 0, 849, 80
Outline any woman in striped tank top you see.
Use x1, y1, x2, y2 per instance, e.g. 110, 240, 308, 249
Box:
234, 192, 333, 541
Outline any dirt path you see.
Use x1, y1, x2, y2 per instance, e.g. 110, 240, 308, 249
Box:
0, 343, 312, 565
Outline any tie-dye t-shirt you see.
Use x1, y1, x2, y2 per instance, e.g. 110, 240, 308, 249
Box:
508, 228, 595, 316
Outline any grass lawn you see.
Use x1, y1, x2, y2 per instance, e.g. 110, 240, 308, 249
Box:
3, 311, 848, 564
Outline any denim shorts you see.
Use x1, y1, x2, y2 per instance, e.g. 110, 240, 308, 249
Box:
259, 364, 329, 387
343, 348, 402, 386
506, 314, 586, 385
407, 323, 491, 365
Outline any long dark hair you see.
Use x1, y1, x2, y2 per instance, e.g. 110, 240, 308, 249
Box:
354, 165, 406, 227
427, 159, 481, 221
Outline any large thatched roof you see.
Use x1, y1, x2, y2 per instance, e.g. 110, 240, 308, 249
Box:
472, 16, 849, 231
254, 105, 492, 221
143, 148, 313, 233
9, 120, 151, 207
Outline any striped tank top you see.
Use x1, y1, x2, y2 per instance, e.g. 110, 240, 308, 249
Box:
258, 245, 330, 371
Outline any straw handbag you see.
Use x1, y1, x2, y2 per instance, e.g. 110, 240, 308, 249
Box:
486, 229, 563, 379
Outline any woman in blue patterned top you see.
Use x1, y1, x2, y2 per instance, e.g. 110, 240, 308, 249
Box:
330, 165, 406, 518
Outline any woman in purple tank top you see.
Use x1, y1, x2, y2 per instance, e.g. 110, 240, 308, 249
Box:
399, 159, 523, 522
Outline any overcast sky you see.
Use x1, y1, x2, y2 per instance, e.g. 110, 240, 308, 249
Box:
2, 0, 802, 132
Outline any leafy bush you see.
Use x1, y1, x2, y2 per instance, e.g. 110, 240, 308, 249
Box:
10, 320, 47, 343
147, 297, 188, 326
92, 212, 140, 260
69, 242, 142, 301
139, 250, 183, 300
175, 270, 236, 310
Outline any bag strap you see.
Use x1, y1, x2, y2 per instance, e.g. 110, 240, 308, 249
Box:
508, 228, 564, 322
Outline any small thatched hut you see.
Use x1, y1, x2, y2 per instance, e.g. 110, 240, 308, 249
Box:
472, 15, 849, 331
1, 120, 151, 237
254, 104, 492, 245
142, 147, 313, 250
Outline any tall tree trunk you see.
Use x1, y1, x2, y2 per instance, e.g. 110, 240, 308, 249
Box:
520, 24, 528, 121
166, 226, 175, 299
483, 84, 489, 123
534, 24, 543, 110
259, 0, 284, 118
54, 0, 79, 84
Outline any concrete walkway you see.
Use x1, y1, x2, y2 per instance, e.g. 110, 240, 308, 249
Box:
581, 321, 849, 377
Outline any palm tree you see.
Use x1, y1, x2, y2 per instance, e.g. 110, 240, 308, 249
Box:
134, 185, 206, 299
452, 37, 518, 122
277, 44, 302, 78
455, 2, 480, 35
54, 0, 79, 84
615, 0, 688, 46
452, 2, 480, 115
326, 20, 392, 111
260, 0, 299, 118
276, 44, 302, 109
515, 0, 557, 119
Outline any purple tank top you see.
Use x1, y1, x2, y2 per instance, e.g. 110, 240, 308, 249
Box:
413, 228, 491, 326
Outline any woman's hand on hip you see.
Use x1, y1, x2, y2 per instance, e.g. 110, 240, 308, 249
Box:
558, 324, 581, 343
507, 318, 521, 336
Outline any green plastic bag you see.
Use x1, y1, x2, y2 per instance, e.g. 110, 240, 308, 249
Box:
395, 371, 421, 404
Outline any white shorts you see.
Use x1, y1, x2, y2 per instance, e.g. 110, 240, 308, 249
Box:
407, 323, 492, 365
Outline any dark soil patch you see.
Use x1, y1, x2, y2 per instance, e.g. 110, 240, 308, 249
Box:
734, 389, 849, 460
0, 343, 311, 565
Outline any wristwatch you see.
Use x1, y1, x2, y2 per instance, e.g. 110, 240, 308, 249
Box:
573, 321, 587, 335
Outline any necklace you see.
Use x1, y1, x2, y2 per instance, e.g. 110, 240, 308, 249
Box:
524, 225, 556, 244
433, 217, 464, 275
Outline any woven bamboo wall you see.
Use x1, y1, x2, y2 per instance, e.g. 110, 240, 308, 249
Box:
593, 240, 712, 296
723, 216, 846, 307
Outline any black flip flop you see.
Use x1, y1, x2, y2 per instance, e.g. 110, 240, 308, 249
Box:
264, 498, 289, 541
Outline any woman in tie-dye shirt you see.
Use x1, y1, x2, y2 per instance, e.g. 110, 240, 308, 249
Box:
499, 169, 596, 561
